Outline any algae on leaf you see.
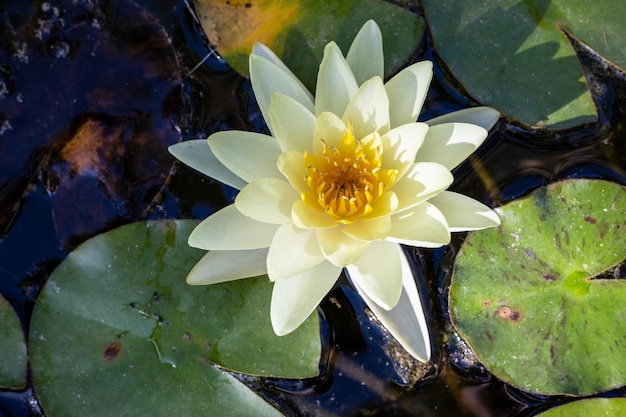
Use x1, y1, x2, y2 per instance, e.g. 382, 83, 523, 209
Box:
451, 180, 626, 395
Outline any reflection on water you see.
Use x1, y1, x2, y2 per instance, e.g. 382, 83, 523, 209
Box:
1, 1, 626, 416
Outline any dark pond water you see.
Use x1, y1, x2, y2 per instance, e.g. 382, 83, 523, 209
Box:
1, 1, 625, 416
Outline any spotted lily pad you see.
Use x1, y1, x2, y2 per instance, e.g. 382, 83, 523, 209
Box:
195, 0, 425, 89
421, 0, 626, 127
536, 398, 626, 416
0, 295, 26, 389
30, 220, 321, 416
450, 179, 626, 395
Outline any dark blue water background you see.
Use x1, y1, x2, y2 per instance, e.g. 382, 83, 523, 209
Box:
1, 1, 625, 416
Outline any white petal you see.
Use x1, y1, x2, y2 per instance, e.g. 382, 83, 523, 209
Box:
168, 140, 246, 190
292, 201, 337, 229
249, 52, 314, 134
346, 19, 384, 85
427, 106, 500, 131
429, 191, 500, 232
342, 216, 391, 241
269, 93, 316, 153
312, 112, 346, 154
385, 61, 433, 128
346, 240, 402, 310
315, 42, 358, 117
252, 43, 312, 100
392, 162, 453, 213
342, 76, 390, 138
316, 227, 370, 267
387, 202, 450, 247
267, 224, 326, 281
186, 248, 268, 285
276, 150, 308, 194
235, 178, 298, 224
351, 247, 431, 362
208, 131, 282, 183
415, 122, 487, 170
381, 123, 429, 180
270, 260, 342, 335
189, 204, 279, 250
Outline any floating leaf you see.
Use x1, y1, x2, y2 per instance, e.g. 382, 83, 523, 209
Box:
420, 0, 626, 127
536, 398, 626, 416
30, 220, 321, 416
0, 295, 26, 389
195, 0, 425, 89
450, 179, 626, 395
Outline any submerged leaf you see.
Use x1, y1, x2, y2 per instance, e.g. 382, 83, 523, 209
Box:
420, 0, 626, 127
450, 179, 626, 395
30, 220, 321, 416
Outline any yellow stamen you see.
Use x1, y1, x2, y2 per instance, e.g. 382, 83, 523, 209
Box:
302, 121, 397, 223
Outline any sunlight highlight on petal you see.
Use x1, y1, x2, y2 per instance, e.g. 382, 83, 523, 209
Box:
250, 52, 314, 134
316, 227, 370, 267
347, 240, 402, 310
312, 112, 347, 154
235, 178, 298, 224
415, 122, 488, 170
292, 201, 338, 229
385, 61, 433, 128
187, 249, 268, 285
387, 202, 450, 247
381, 123, 429, 179
271, 260, 342, 335
429, 191, 501, 231
189, 205, 279, 250
316, 42, 358, 117
342, 76, 390, 138
346, 19, 384, 85
351, 247, 431, 362
342, 215, 391, 241
392, 162, 453, 213
270, 93, 316, 153
277, 150, 308, 194
267, 224, 326, 281
209, 131, 283, 183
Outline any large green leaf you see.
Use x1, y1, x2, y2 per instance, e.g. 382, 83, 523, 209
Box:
450, 179, 626, 395
30, 220, 321, 416
536, 398, 626, 416
0, 295, 26, 389
195, 0, 425, 89
421, 0, 626, 128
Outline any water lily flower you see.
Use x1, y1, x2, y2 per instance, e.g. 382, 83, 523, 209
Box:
169, 20, 500, 362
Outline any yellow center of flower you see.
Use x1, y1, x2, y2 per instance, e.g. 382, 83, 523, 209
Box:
303, 121, 397, 223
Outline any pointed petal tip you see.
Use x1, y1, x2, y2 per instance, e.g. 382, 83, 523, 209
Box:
271, 320, 292, 337
352, 246, 432, 362
185, 248, 268, 286
427, 106, 500, 131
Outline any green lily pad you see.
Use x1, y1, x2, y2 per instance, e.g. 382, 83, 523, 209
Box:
0, 295, 26, 389
421, 0, 626, 127
450, 179, 626, 395
30, 220, 321, 416
536, 398, 626, 417
195, 0, 424, 89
